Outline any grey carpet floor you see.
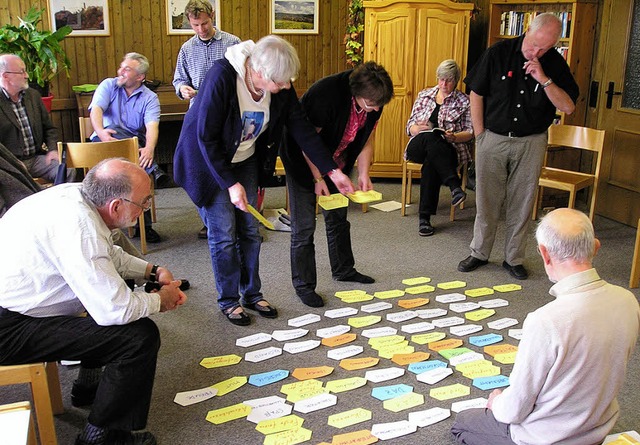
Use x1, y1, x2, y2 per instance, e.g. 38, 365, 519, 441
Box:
2, 180, 639, 444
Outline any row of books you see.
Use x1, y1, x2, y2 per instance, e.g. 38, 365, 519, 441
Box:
556, 46, 569, 60
499, 10, 572, 38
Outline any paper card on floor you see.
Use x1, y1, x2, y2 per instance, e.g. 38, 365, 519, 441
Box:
449, 302, 480, 313
379, 344, 414, 360
478, 298, 509, 309
436, 293, 466, 303
437, 281, 467, 290
206, 403, 252, 424
432, 316, 465, 328
368, 335, 406, 349
281, 379, 323, 395
374, 289, 405, 299
245, 347, 282, 363
362, 326, 398, 338
244, 396, 287, 409
469, 333, 503, 347
455, 360, 494, 374
286, 387, 328, 404
449, 352, 486, 367
249, 370, 290, 387
411, 331, 446, 345
494, 351, 517, 364
348, 190, 382, 203
199, 354, 242, 369
416, 367, 453, 385
288, 313, 321, 327
398, 298, 430, 309
508, 329, 523, 340
256, 414, 305, 435
325, 376, 367, 393
451, 398, 488, 413
473, 375, 510, 391
450, 324, 483, 337
335, 289, 367, 298
493, 284, 522, 293
392, 351, 430, 366
371, 420, 417, 441
484, 343, 518, 357
324, 307, 359, 319
328, 408, 372, 429
263, 427, 312, 445
465, 309, 496, 322
408, 407, 451, 427
271, 329, 308, 342
340, 357, 379, 371
407, 359, 447, 374
316, 325, 351, 338
371, 384, 413, 401
370, 200, 403, 212
465, 287, 495, 298
429, 338, 463, 351
318, 193, 349, 210
174, 387, 218, 406
384, 392, 425, 412
361, 302, 393, 313
439, 347, 474, 360
322, 333, 357, 347
402, 276, 431, 286
365, 367, 405, 383
331, 430, 378, 445
212, 376, 247, 396
247, 401, 292, 424
401, 321, 435, 334
429, 383, 470, 401
284, 339, 321, 354
603, 432, 640, 444
386, 310, 418, 323
487, 318, 519, 330
463, 365, 501, 379
404, 284, 436, 295
348, 315, 382, 328
293, 393, 337, 414
292, 366, 334, 381
327, 345, 363, 361
416, 308, 448, 319
342, 293, 374, 303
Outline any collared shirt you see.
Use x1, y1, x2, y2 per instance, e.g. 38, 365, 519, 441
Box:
1, 88, 36, 157
172, 29, 241, 98
333, 97, 371, 169
406, 87, 473, 165
0, 184, 158, 325
465, 35, 579, 137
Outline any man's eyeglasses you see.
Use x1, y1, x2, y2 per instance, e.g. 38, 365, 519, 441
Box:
3, 69, 27, 75
121, 196, 152, 211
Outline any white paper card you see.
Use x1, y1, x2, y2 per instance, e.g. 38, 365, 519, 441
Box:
432, 316, 465, 328
451, 397, 488, 413
271, 328, 308, 342
478, 298, 509, 309
449, 302, 480, 313
174, 387, 218, 406
361, 302, 393, 313
386, 311, 418, 323
436, 293, 466, 303
508, 329, 523, 340
365, 367, 405, 383
324, 307, 359, 319
449, 352, 485, 367
450, 324, 483, 337
245, 346, 282, 363
283, 339, 321, 354
371, 420, 417, 441
293, 393, 337, 414
316, 325, 351, 338
416, 308, 448, 319
361, 326, 398, 338
327, 345, 363, 361
401, 321, 435, 334
247, 402, 292, 424
416, 367, 453, 385
236, 332, 272, 348
487, 318, 519, 330
408, 407, 451, 427
370, 200, 403, 212
243, 395, 287, 408
288, 313, 321, 327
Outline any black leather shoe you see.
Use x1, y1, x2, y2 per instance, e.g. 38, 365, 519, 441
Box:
75, 430, 157, 445
451, 187, 467, 207
336, 271, 375, 284
71, 380, 98, 407
458, 255, 488, 272
222, 305, 251, 326
419, 220, 434, 237
297, 291, 324, 308
133, 227, 162, 243
198, 226, 208, 239
503, 261, 528, 280
244, 300, 278, 318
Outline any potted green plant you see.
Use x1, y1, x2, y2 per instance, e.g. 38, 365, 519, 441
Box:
0, 7, 72, 105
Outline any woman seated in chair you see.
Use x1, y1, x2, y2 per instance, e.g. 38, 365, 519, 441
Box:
405, 59, 474, 236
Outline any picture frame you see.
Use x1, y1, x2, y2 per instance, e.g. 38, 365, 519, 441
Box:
49, 0, 110, 36
271, 0, 319, 34
167, 0, 220, 35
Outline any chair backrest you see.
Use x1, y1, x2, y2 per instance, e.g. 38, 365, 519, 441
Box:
546, 124, 605, 177
58, 138, 139, 170
79, 116, 94, 142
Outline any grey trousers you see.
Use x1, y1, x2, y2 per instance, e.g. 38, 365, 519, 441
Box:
469, 130, 547, 265
23, 154, 76, 183
451, 408, 516, 445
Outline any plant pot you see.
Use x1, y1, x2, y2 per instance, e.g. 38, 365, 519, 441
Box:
41, 95, 54, 113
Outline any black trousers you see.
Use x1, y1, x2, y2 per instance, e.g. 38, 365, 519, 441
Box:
0, 308, 160, 431
405, 132, 460, 218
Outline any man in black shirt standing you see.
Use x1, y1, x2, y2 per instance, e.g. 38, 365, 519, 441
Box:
458, 13, 579, 280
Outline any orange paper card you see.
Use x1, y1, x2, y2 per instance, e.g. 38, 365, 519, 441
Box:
428, 338, 463, 351
340, 357, 379, 371
398, 298, 430, 309
322, 333, 357, 347
292, 366, 334, 381
391, 351, 430, 365
483, 344, 518, 357
331, 430, 378, 445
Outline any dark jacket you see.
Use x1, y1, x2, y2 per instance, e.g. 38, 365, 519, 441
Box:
0, 142, 41, 217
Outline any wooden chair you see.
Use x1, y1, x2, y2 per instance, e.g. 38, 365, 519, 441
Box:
0, 363, 63, 445
631, 218, 640, 289
533, 125, 606, 221
58, 138, 151, 254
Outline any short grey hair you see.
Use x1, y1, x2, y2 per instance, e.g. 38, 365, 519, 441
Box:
0, 54, 22, 74
249, 35, 300, 84
528, 12, 562, 41
124, 52, 150, 75
436, 59, 461, 84
82, 158, 134, 208
535, 208, 596, 263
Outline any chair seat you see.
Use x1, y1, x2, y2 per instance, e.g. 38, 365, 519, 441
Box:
539, 167, 595, 190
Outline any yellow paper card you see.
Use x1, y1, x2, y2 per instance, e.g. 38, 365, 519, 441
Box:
331, 430, 378, 445
335, 290, 367, 299
348, 315, 382, 328
378, 344, 414, 359
392, 351, 430, 365
383, 392, 425, 412
286, 387, 329, 403
342, 293, 375, 303
455, 360, 493, 373
206, 403, 251, 424
493, 284, 522, 293
429, 383, 470, 401
211, 376, 247, 396
411, 332, 446, 345
340, 357, 379, 371
247, 204, 275, 230
263, 426, 312, 445
368, 335, 406, 349
325, 377, 368, 394
322, 333, 357, 347
465, 308, 496, 321
404, 285, 436, 295
256, 414, 305, 435
372, 340, 408, 352
465, 287, 495, 298
437, 281, 466, 290
292, 366, 334, 381
463, 365, 501, 379
347, 190, 382, 204
374, 289, 406, 299
484, 344, 518, 357
280, 379, 323, 395
397, 298, 430, 309
429, 338, 463, 351
402, 276, 431, 286
318, 193, 349, 210
199, 354, 242, 369
494, 351, 517, 364
328, 408, 372, 429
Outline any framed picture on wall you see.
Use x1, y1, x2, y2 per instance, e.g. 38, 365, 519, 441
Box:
167, 0, 220, 35
49, 0, 110, 36
271, 0, 319, 34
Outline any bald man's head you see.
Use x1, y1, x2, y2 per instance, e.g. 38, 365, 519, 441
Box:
82, 158, 149, 208
536, 208, 596, 264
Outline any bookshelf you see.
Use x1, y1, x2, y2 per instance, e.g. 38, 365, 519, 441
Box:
488, 0, 598, 125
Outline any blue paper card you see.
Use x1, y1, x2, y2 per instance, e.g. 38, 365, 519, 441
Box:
469, 333, 503, 347
371, 384, 413, 401
248, 369, 289, 387
407, 360, 447, 375
472, 375, 510, 391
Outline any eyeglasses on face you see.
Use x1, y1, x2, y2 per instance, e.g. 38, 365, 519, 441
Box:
3, 69, 27, 75
121, 196, 152, 211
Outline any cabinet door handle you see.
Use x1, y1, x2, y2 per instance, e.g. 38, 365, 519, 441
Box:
605, 81, 622, 109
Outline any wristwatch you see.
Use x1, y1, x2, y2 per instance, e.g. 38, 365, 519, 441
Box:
542, 78, 554, 89
149, 264, 159, 281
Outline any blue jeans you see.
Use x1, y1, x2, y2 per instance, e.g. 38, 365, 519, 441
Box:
198, 156, 263, 310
